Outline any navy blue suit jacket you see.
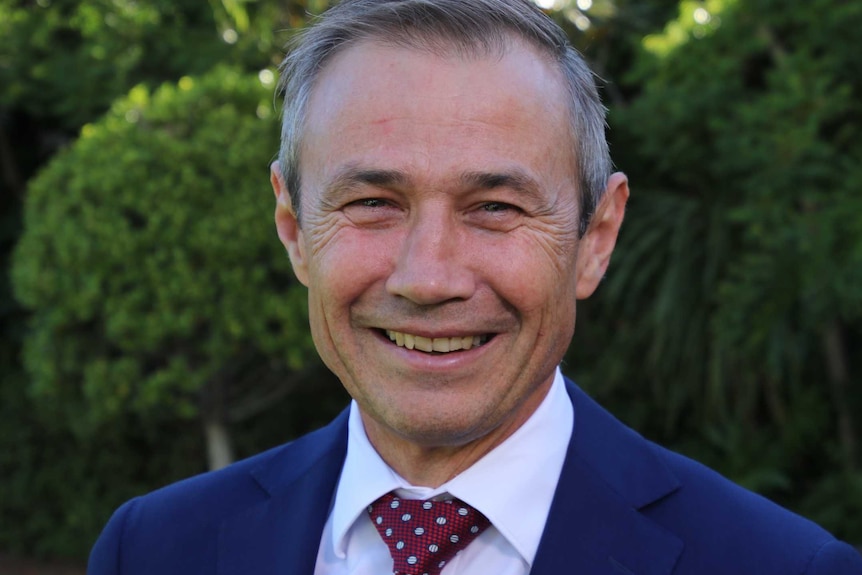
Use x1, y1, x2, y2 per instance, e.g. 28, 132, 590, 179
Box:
89, 379, 862, 574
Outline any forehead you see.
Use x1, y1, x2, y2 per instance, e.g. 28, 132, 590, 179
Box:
300, 38, 574, 190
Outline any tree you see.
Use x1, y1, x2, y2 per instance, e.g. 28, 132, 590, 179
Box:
1, 0, 337, 559
12, 65, 316, 471
567, 0, 862, 540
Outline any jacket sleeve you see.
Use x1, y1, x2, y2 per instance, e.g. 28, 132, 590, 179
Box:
87, 498, 139, 575
806, 540, 862, 575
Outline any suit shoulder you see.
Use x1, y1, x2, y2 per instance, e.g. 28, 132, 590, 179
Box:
647, 442, 861, 573
135, 440, 286, 515
88, 446, 282, 575
88, 411, 349, 575
807, 540, 862, 574
652, 442, 826, 536
563, 378, 858, 571
129, 413, 347, 525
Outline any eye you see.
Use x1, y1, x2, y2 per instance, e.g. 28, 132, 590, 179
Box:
354, 198, 389, 208
467, 201, 524, 232
342, 197, 402, 227
481, 201, 517, 213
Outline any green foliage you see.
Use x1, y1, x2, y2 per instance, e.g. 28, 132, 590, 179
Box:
5, 0, 862, 561
0, 0, 243, 128
0, 363, 345, 561
798, 472, 862, 543
0, 0, 330, 560
0, 0, 325, 128
12, 65, 313, 434
0, 367, 205, 558
568, 0, 862, 540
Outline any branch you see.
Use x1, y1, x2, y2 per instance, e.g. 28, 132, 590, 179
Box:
227, 361, 327, 423
822, 320, 857, 471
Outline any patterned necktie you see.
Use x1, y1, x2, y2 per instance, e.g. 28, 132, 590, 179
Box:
368, 492, 491, 575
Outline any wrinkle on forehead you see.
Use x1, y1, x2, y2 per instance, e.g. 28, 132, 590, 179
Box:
304, 36, 565, 128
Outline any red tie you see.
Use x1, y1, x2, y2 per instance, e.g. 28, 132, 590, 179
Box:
368, 492, 491, 575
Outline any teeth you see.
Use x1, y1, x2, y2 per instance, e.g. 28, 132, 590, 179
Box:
414, 336, 432, 352
432, 338, 450, 353
384, 330, 488, 353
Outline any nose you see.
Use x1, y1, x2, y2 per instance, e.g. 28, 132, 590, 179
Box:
385, 208, 476, 305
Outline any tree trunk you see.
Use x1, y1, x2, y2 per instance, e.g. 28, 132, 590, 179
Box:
203, 416, 235, 471
822, 320, 857, 471
0, 112, 25, 196
201, 375, 235, 471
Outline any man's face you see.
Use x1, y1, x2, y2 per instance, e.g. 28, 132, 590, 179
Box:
273, 39, 626, 454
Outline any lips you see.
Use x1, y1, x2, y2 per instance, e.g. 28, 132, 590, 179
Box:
384, 329, 490, 353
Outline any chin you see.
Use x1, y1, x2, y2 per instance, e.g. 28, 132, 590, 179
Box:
382, 406, 496, 448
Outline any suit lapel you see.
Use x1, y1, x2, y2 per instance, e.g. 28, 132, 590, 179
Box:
218, 409, 349, 575
531, 380, 684, 575
215, 379, 684, 575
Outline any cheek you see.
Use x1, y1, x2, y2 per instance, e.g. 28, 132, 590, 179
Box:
306, 229, 396, 308
481, 232, 579, 310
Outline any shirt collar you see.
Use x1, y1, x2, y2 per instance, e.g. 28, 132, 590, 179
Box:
330, 367, 574, 567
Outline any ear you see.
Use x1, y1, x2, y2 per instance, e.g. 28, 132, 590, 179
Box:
575, 172, 629, 299
271, 161, 309, 286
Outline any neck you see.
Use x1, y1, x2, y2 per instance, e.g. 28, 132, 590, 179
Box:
359, 384, 550, 487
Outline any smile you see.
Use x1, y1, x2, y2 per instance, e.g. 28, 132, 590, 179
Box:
384, 330, 490, 353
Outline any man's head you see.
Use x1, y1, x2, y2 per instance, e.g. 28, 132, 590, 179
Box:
271, 0, 628, 484
277, 0, 611, 236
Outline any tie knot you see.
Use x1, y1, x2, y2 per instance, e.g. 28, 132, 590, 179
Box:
368, 493, 491, 575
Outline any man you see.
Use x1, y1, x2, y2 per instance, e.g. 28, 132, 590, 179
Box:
89, 1, 862, 574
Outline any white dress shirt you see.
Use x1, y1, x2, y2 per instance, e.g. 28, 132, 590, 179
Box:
314, 367, 574, 575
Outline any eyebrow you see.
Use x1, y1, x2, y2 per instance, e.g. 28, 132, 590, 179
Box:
459, 169, 546, 205
326, 166, 410, 193
318, 166, 410, 208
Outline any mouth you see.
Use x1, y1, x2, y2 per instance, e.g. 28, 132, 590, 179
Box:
383, 329, 491, 354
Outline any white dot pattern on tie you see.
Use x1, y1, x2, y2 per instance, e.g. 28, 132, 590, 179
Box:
368, 493, 491, 575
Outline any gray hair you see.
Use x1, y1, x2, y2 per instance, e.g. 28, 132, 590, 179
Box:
277, 0, 611, 235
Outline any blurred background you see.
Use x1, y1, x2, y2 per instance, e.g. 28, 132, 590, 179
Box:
2, 0, 861, 571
